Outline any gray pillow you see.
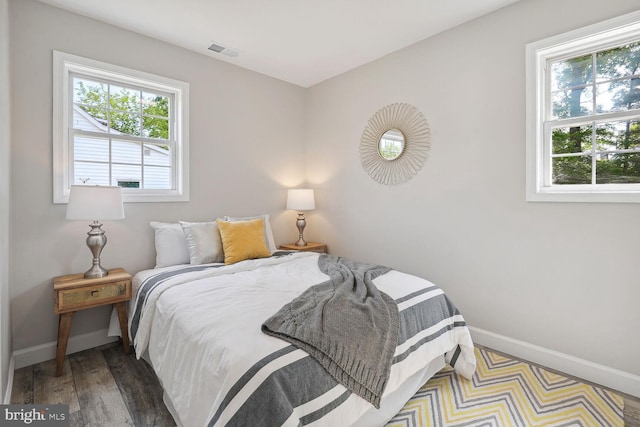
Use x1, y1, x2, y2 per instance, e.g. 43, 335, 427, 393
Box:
179, 221, 224, 264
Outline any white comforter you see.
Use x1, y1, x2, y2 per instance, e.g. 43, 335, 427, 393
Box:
130, 252, 475, 427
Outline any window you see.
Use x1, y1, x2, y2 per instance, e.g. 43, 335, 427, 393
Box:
526, 11, 640, 202
53, 51, 189, 203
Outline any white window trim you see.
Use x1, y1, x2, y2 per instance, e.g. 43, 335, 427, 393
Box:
526, 11, 640, 203
53, 51, 189, 203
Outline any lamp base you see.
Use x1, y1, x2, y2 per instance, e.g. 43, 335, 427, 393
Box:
295, 212, 308, 247
84, 265, 109, 279
83, 221, 110, 279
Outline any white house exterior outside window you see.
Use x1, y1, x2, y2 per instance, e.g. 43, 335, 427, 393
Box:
53, 51, 189, 203
526, 11, 640, 203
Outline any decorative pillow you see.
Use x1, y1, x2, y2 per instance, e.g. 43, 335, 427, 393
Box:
150, 221, 190, 268
216, 218, 271, 265
179, 221, 224, 265
224, 214, 276, 253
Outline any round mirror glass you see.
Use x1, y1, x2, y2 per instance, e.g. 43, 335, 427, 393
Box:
378, 128, 405, 160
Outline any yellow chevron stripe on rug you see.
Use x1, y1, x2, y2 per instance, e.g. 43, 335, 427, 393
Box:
386, 347, 624, 427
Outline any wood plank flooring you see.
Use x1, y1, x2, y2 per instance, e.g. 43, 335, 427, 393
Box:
628, 398, 640, 427
11, 342, 640, 426
11, 342, 174, 427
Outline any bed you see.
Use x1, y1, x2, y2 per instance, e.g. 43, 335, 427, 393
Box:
118, 217, 476, 426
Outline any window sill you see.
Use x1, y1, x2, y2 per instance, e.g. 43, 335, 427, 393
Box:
526, 188, 640, 203
54, 189, 189, 204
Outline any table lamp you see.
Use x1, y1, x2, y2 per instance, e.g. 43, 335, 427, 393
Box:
66, 185, 125, 278
286, 189, 315, 247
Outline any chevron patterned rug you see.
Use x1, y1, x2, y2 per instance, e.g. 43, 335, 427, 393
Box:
386, 347, 624, 427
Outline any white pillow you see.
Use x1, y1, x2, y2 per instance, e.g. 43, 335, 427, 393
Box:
224, 214, 277, 253
179, 221, 224, 264
150, 221, 190, 268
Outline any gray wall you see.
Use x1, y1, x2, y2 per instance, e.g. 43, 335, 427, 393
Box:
305, 0, 640, 376
1, 0, 12, 403
9, 0, 306, 352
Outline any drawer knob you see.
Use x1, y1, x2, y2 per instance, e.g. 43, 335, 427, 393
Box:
91, 290, 99, 297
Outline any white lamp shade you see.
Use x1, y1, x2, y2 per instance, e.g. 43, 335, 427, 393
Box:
286, 189, 315, 211
66, 185, 125, 221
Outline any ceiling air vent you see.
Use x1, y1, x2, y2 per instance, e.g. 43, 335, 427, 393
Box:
208, 42, 239, 58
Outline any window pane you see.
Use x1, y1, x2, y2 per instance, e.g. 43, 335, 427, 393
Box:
74, 161, 109, 186
143, 166, 171, 189
109, 112, 141, 137
142, 116, 169, 139
596, 152, 640, 183
73, 77, 106, 108
109, 85, 140, 114
550, 54, 593, 91
552, 124, 592, 154
596, 119, 640, 152
551, 86, 593, 118
595, 81, 624, 113
552, 156, 592, 184
111, 164, 141, 187
596, 78, 640, 113
72, 77, 109, 131
596, 42, 640, 82
143, 144, 171, 166
74, 135, 109, 162
72, 105, 109, 132
111, 139, 142, 164
142, 92, 169, 118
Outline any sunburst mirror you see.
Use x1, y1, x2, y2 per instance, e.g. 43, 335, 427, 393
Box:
360, 103, 430, 185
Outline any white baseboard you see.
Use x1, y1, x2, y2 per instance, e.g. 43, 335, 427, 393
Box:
469, 326, 640, 398
3, 354, 14, 404
13, 329, 118, 370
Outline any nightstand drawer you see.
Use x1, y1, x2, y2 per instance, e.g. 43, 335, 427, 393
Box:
56, 280, 130, 313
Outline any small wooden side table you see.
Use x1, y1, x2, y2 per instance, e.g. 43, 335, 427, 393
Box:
53, 268, 132, 376
279, 242, 328, 254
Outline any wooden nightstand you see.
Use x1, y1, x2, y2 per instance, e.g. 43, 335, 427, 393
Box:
279, 242, 328, 254
53, 268, 132, 376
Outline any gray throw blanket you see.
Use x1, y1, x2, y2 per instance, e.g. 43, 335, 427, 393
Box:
261, 255, 399, 408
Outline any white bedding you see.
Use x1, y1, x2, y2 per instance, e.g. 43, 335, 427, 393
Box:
129, 252, 475, 427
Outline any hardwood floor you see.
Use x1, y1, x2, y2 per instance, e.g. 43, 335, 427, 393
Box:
11, 342, 175, 427
11, 342, 640, 426
627, 397, 640, 427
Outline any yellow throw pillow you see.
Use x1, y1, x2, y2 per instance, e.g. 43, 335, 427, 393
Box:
216, 218, 272, 265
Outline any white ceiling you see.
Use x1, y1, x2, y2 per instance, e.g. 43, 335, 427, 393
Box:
38, 0, 520, 88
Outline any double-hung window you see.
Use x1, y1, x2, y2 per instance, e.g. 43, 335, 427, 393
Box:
526, 11, 640, 202
53, 51, 189, 203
